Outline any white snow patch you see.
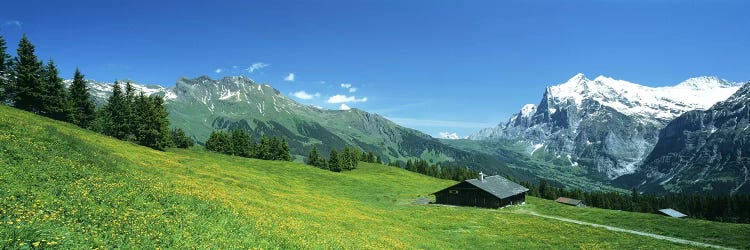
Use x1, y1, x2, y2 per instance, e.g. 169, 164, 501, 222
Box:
531, 144, 544, 155
660, 176, 674, 185
520, 104, 537, 118
438, 132, 460, 140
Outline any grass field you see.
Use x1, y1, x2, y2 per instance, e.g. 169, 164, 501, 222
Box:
1, 104, 748, 249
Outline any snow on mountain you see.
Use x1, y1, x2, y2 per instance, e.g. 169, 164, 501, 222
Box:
546, 74, 741, 124
471, 73, 743, 179
438, 132, 460, 140
63, 79, 175, 103
520, 104, 537, 118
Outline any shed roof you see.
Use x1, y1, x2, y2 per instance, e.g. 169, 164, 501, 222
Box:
462, 175, 529, 199
658, 208, 687, 218
555, 197, 583, 206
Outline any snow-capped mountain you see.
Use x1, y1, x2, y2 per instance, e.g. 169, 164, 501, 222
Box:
470, 74, 742, 179
63, 79, 174, 105
625, 81, 750, 195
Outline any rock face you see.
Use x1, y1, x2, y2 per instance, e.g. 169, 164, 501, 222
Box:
470, 74, 742, 179
631, 82, 750, 195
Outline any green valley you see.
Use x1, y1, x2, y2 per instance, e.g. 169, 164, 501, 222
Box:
1, 104, 747, 249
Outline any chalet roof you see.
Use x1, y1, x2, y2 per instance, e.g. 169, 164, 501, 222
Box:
463, 175, 529, 199
555, 197, 583, 206
658, 208, 687, 218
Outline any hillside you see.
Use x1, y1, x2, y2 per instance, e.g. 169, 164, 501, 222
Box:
78, 76, 536, 181
1, 104, 747, 249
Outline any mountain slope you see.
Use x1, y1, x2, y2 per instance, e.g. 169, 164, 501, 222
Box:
470, 74, 742, 180
1, 104, 746, 249
76, 76, 532, 179
623, 82, 750, 195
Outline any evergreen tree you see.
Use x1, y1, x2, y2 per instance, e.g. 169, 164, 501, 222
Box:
328, 149, 341, 172
170, 128, 194, 148
0, 35, 12, 103
68, 68, 96, 128
123, 82, 137, 141
145, 95, 172, 150
306, 146, 326, 168
230, 129, 252, 157
12, 35, 44, 113
280, 138, 291, 161
205, 130, 232, 154
40, 59, 71, 121
341, 146, 352, 170
255, 135, 272, 160
102, 81, 127, 139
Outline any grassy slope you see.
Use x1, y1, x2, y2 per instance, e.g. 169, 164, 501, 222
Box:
0, 105, 746, 249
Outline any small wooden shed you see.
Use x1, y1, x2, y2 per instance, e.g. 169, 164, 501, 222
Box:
657, 208, 687, 218
433, 173, 528, 209
555, 197, 585, 207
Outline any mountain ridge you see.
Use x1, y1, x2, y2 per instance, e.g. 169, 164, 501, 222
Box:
470, 74, 742, 180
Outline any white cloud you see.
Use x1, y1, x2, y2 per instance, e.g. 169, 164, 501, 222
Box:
438, 132, 460, 140
326, 94, 368, 104
340, 83, 358, 93
339, 104, 352, 110
2, 20, 22, 28
284, 73, 295, 82
246, 62, 269, 73
291, 90, 319, 100
214, 68, 222, 74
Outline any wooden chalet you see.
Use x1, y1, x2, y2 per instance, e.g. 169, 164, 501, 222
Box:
433, 173, 528, 209
555, 197, 585, 207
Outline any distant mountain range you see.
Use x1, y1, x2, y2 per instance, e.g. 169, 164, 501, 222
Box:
469, 73, 748, 194
470, 74, 741, 178
72, 76, 537, 182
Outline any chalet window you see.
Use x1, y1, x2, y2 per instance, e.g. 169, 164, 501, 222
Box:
449, 190, 459, 194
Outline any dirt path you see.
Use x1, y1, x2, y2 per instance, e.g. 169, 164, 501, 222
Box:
525, 211, 734, 249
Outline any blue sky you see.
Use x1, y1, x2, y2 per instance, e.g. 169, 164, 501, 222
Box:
2, 0, 749, 138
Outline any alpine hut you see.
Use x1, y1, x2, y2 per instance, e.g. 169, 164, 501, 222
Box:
555, 197, 585, 207
433, 172, 528, 208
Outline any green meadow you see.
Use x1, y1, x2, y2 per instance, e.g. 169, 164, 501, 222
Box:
1, 104, 747, 249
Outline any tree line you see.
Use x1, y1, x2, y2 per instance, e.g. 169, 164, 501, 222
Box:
0, 34, 193, 150
521, 179, 750, 224
388, 159, 479, 181
205, 129, 291, 161
306, 145, 371, 172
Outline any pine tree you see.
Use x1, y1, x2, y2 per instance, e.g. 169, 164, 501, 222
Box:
206, 130, 232, 154
12, 35, 44, 113
256, 135, 271, 160
102, 81, 127, 139
123, 82, 137, 141
170, 128, 194, 148
307, 146, 327, 168
145, 95, 172, 150
328, 149, 341, 172
230, 129, 252, 157
68, 68, 96, 128
40, 59, 72, 121
280, 138, 291, 161
0, 35, 12, 103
